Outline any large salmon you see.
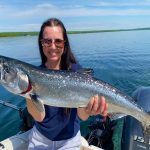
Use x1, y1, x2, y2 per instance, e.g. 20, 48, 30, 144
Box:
0, 55, 150, 133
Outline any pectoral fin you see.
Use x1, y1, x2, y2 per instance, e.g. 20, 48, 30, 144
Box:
30, 94, 45, 112
108, 113, 127, 121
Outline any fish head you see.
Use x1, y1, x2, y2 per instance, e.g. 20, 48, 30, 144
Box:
0, 56, 30, 95
0, 57, 17, 84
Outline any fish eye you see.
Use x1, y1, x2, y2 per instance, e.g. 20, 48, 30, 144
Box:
4, 65, 10, 73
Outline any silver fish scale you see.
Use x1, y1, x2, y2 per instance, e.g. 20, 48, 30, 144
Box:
3, 57, 146, 110
4, 59, 144, 111
30, 71, 96, 107
1, 55, 150, 131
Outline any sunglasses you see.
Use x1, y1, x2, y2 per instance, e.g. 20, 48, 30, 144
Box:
40, 38, 65, 48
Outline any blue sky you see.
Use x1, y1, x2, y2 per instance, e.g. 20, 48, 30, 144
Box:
0, 0, 150, 32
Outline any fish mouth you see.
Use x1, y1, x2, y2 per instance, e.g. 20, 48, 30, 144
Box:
0, 64, 4, 81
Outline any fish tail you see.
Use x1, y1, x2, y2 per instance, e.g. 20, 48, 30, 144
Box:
144, 126, 150, 136
142, 115, 150, 141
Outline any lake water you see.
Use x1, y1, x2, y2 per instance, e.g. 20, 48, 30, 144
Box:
0, 30, 150, 141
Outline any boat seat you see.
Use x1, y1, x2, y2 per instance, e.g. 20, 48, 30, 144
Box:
80, 136, 103, 150
0, 130, 30, 150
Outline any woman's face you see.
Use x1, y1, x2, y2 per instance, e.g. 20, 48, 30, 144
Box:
42, 26, 64, 64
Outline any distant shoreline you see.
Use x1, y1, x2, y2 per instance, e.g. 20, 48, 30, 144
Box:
0, 27, 150, 37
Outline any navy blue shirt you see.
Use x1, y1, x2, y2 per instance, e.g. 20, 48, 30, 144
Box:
35, 63, 82, 141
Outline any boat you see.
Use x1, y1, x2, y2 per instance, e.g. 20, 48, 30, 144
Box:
0, 100, 104, 150
0, 129, 103, 150
1, 86, 150, 150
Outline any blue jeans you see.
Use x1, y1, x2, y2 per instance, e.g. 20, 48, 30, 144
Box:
28, 126, 81, 150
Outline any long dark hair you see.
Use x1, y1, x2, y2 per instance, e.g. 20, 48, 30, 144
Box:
38, 18, 77, 70
38, 18, 77, 115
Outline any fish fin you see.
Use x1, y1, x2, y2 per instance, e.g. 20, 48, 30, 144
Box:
77, 68, 94, 76
145, 127, 150, 135
142, 113, 150, 136
108, 113, 127, 121
30, 94, 45, 112
143, 125, 150, 136
142, 127, 150, 147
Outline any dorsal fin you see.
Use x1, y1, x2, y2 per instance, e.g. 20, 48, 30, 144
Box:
77, 68, 94, 76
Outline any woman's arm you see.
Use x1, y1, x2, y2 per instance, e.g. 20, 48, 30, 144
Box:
77, 95, 108, 120
26, 98, 45, 122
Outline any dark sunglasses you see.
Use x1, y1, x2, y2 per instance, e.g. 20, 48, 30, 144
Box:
40, 38, 65, 48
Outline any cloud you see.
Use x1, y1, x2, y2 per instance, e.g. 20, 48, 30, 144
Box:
0, 23, 41, 32
12, 3, 59, 18
67, 8, 150, 16
0, 1, 150, 31
21, 23, 41, 31
14, 6, 150, 17
0, 2, 150, 21
95, 1, 150, 7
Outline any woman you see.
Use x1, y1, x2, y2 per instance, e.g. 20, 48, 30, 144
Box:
26, 18, 108, 150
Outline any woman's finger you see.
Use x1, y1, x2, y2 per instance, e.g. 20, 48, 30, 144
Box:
86, 96, 95, 112
102, 102, 108, 116
92, 95, 99, 113
97, 96, 105, 114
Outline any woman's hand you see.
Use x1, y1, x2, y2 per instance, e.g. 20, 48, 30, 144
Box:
26, 97, 45, 122
77, 95, 108, 121
86, 95, 108, 116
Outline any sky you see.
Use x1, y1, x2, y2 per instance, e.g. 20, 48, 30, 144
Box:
0, 0, 150, 32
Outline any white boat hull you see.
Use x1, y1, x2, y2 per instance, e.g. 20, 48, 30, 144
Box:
0, 130, 103, 150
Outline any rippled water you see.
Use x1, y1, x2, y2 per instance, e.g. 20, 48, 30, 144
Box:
0, 30, 150, 141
